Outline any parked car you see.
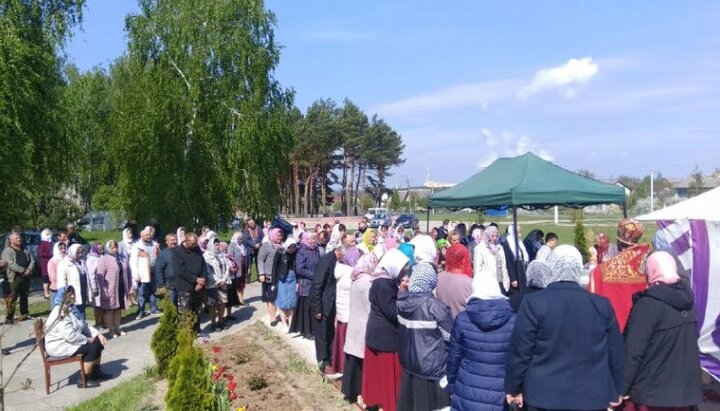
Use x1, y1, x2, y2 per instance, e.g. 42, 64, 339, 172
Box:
364, 207, 389, 221
394, 213, 419, 229
368, 212, 393, 229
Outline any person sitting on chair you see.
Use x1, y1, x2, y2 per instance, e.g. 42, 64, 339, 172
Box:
44, 286, 110, 387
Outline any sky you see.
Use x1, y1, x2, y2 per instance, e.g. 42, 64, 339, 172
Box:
65, 1, 720, 186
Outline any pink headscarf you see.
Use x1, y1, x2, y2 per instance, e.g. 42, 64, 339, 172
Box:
646, 251, 680, 285
269, 228, 283, 248
351, 252, 379, 281
484, 226, 501, 252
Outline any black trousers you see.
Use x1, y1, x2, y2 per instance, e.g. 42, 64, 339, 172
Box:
6, 276, 30, 319
313, 311, 335, 364
74, 339, 105, 362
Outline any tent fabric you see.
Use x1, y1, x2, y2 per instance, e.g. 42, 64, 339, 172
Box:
657, 218, 720, 381
428, 152, 626, 210
637, 186, 720, 221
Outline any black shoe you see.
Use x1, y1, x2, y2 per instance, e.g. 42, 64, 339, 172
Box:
79, 380, 100, 388
318, 360, 328, 372
92, 369, 113, 380
270, 320, 278, 327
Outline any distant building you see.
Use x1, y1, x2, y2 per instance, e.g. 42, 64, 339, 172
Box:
672, 172, 720, 199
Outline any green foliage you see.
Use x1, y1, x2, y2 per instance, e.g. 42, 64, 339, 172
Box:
688, 166, 705, 197
572, 210, 589, 263
166, 313, 214, 411
389, 190, 402, 211
34, 194, 85, 229
151, 297, 179, 377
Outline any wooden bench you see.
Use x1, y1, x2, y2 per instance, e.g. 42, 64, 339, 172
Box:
34, 318, 87, 394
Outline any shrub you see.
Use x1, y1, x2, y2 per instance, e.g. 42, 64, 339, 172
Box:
572, 210, 589, 263
165, 316, 214, 411
150, 297, 179, 377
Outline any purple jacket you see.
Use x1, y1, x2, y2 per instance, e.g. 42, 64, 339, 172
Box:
95, 255, 130, 310
295, 244, 320, 297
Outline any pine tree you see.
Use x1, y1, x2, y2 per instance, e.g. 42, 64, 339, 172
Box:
150, 297, 179, 377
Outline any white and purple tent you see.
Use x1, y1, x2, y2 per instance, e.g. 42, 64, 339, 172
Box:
639, 186, 720, 381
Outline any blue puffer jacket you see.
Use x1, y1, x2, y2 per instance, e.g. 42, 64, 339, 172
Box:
447, 298, 515, 411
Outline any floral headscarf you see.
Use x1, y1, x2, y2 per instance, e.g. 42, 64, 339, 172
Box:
351, 252, 380, 281
484, 226, 501, 253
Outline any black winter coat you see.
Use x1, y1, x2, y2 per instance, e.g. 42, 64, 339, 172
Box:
310, 251, 337, 318
173, 245, 206, 293
623, 280, 703, 406
397, 292, 453, 379
505, 282, 625, 410
271, 248, 296, 287
366, 278, 400, 352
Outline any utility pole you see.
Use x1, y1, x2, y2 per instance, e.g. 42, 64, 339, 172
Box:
650, 167, 655, 213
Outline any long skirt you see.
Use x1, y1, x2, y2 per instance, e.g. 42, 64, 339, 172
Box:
226, 278, 241, 307
361, 346, 401, 411
397, 369, 450, 411
275, 271, 297, 310
330, 321, 348, 373
340, 353, 363, 403
289, 295, 313, 337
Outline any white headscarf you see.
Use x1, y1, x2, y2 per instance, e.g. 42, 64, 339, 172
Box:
546, 245, 583, 285
375, 249, 410, 280
409, 234, 437, 264
283, 238, 297, 250
230, 231, 243, 245
51, 242, 66, 261
66, 244, 83, 264
471, 228, 484, 244
41, 228, 52, 242
506, 224, 529, 263
122, 228, 134, 245
468, 269, 506, 301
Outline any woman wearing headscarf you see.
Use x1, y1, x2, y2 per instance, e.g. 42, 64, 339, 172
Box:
290, 233, 320, 338
39, 228, 53, 300
467, 224, 485, 262
86, 242, 105, 328
363, 249, 411, 411
228, 231, 247, 305
341, 251, 380, 404
436, 239, 449, 270
45, 286, 110, 387
176, 227, 187, 247
117, 228, 135, 264
57, 244, 96, 322
272, 238, 298, 330
505, 245, 625, 411
621, 251, 702, 410
258, 228, 283, 326
330, 246, 361, 378
447, 265, 515, 410
396, 262, 452, 411
95, 240, 129, 337
409, 234, 437, 265
358, 229, 379, 255
509, 259, 552, 312
474, 226, 510, 295
203, 237, 230, 331
218, 241, 239, 319
48, 242, 67, 309
501, 224, 528, 294
436, 243, 473, 318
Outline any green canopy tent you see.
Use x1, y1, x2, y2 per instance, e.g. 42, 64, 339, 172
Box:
427, 152, 627, 290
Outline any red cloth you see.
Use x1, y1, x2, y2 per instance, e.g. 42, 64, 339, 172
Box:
590, 243, 650, 331
362, 347, 401, 411
331, 321, 348, 374
619, 399, 694, 411
445, 244, 472, 277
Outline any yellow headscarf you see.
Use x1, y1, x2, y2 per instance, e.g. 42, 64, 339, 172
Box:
362, 229, 376, 252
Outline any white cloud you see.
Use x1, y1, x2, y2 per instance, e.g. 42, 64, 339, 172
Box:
310, 29, 377, 42
474, 129, 554, 169
519, 57, 599, 99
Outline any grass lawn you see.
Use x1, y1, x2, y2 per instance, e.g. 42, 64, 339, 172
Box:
67, 367, 161, 411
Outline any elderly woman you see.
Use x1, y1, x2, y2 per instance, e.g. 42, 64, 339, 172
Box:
341, 251, 380, 404
95, 240, 129, 337
362, 249, 411, 411
56, 244, 96, 322
358, 229, 379, 255
505, 245, 625, 410
436, 243, 473, 318
258, 228, 283, 326
447, 270, 515, 410
45, 286, 110, 387
204, 237, 230, 332
509, 259, 552, 312
218, 241, 239, 320
48, 242, 67, 309
330, 246, 361, 378
290, 233, 321, 338
228, 231, 247, 305
622, 251, 702, 410
397, 261, 452, 411
436, 239, 449, 270
272, 238, 298, 330
86, 242, 105, 329
474, 226, 510, 295
39, 228, 53, 300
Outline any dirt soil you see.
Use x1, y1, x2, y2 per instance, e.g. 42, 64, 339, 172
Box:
203, 321, 353, 411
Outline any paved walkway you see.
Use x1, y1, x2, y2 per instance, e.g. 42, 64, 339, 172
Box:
2, 282, 266, 410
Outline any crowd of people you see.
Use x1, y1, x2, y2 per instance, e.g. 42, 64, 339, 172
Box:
0, 216, 706, 409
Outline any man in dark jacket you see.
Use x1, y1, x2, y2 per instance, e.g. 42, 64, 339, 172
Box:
505, 245, 624, 410
242, 218, 263, 280
173, 233, 206, 332
311, 245, 345, 372
156, 233, 178, 306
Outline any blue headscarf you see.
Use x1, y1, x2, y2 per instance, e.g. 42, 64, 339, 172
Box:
398, 243, 415, 268
409, 261, 437, 293
54, 287, 83, 318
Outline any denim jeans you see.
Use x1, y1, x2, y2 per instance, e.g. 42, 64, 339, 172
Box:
168, 288, 178, 307
137, 279, 158, 314
74, 304, 87, 322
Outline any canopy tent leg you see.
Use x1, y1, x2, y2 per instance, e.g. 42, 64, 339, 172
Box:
512, 206, 526, 293
622, 202, 628, 218
426, 208, 431, 232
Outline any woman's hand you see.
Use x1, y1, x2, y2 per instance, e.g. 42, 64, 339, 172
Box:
506, 393, 523, 408
258, 275, 266, 283
98, 334, 108, 346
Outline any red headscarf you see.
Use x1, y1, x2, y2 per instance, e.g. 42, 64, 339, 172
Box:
445, 244, 472, 277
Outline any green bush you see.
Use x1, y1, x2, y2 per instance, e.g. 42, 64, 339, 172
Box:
165, 315, 214, 411
150, 297, 179, 377
572, 210, 589, 263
